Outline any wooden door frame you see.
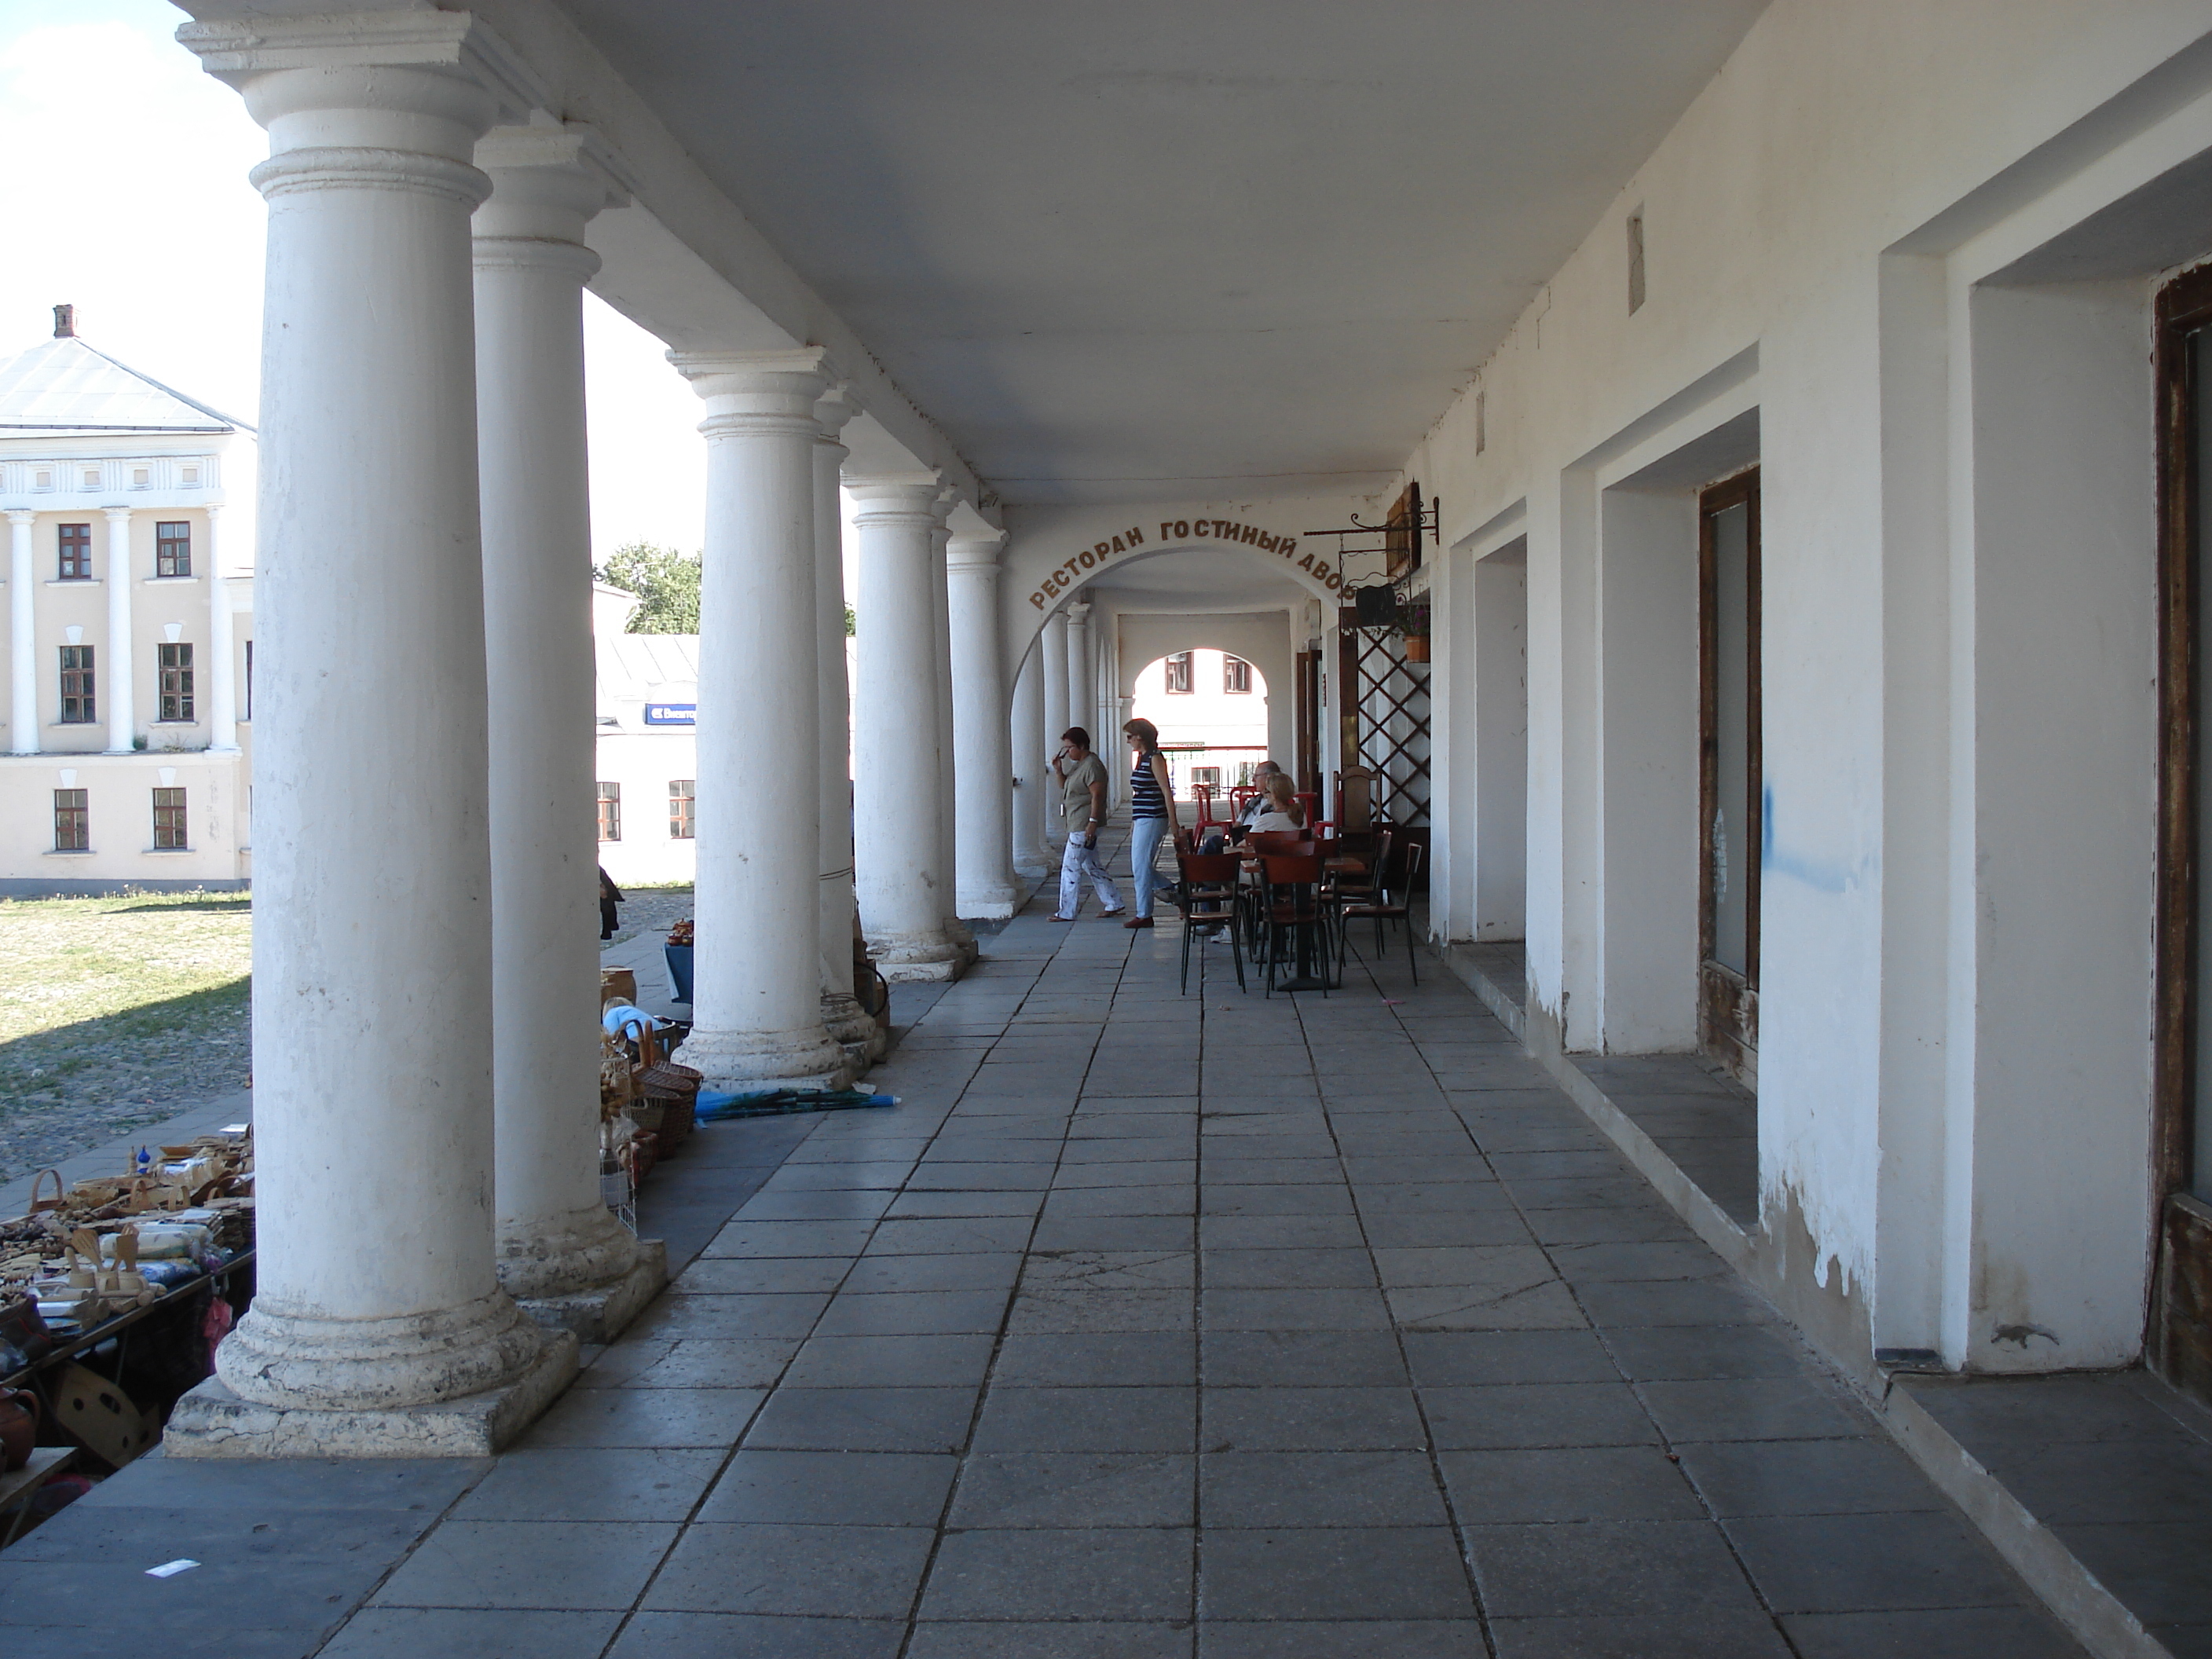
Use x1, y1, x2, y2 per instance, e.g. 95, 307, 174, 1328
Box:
2152, 263, 2212, 1397
1697, 467, 1762, 1085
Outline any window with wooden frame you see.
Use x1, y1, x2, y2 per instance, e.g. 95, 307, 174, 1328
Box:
2152, 262, 2212, 1401
52, 789, 87, 851
158, 643, 194, 722
1697, 467, 1761, 1088
57, 523, 91, 580
57, 645, 94, 723
596, 782, 621, 843
1223, 655, 1252, 694
1165, 651, 1193, 694
152, 787, 187, 850
156, 521, 191, 577
668, 778, 695, 839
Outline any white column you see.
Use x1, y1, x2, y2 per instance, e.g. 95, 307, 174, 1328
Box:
474, 126, 657, 1325
1010, 645, 1049, 876
1064, 599, 1093, 742
1040, 610, 1070, 852
174, 15, 560, 1427
949, 528, 1020, 918
813, 386, 879, 1054
850, 474, 966, 979
929, 496, 978, 959
104, 507, 134, 753
204, 504, 238, 753
8, 511, 34, 755
673, 348, 851, 1088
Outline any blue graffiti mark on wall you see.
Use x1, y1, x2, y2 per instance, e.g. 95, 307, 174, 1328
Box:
1760, 782, 1866, 895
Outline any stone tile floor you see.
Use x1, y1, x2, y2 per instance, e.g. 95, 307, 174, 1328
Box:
0, 881, 2086, 1657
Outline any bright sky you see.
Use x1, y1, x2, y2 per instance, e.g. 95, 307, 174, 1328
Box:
0, 0, 711, 563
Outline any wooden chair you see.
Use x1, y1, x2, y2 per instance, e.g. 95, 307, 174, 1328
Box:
1257, 851, 1335, 997
1174, 851, 1245, 994
1191, 782, 1218, 831
1331, 827, 1394, 905
1339, 840, 1425, 983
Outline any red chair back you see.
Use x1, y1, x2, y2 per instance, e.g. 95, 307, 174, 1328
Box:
1192, 783, 1218, 827
1260, 853, 1326, 886
1230, 786, 1260, 819
1247, 830, 1313, 857
1294, 791, 1320, 828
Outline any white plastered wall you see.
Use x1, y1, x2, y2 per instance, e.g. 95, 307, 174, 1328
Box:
1364, 2, 2212, 1369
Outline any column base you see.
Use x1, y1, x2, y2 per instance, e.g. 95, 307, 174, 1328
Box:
958, 881, 1021, 921
683, 1022, 855, 1091
868, 928, 968, 975
1012, 851, 1050, 879
823, 991, 888, 1063
517, 1239, 667, 1345
165, 1328, 577, 1459
879, 955, 969, 984
213, 1288, 558, 1412
496, 1200, 657, 1302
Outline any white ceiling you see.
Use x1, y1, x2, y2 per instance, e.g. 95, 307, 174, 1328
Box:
560, 0, 1767, 507
1086, 545, 1313, 613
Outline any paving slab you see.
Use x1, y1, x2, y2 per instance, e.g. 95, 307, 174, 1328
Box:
15, 893, 2089, 1658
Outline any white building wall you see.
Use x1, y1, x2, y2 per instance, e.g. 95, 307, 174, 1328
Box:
0, 429, 258, 891
1382, 0, 2212, 1374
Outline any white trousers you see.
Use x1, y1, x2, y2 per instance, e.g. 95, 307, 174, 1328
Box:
1058, 831, 1122, 917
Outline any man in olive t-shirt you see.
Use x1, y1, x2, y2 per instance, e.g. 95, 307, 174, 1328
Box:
1051, 726, 1123, 920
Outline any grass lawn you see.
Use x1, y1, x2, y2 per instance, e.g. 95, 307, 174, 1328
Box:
0, 892, 251, 1184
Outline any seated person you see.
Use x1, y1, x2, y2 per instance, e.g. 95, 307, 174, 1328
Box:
1248, 774, 1306, 834
1236, 761, 1285, 825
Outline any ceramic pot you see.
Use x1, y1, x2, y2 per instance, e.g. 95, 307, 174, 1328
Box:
0, 1387, 39, 1472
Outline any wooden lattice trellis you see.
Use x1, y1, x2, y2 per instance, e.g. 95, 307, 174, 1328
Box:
1339, 616, 1431, 826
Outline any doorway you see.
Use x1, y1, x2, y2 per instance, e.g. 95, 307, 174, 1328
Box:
1698, 468, 1760, 1087
2154, 266, 2212, 1400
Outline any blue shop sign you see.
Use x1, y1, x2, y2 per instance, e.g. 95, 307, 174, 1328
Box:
644, 703, 696, 727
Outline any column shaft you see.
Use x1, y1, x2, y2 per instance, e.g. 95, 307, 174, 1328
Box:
1040, 612, 1070, 855
474, 128, 655, 1321
104, 508, 134, 753
675, 349, 851, 1087
851, 475, 965, 977
8, 511, 34, 755
813, 390, 880, 1054
949, 530, 1019, 917
1010, 645, 1048, 876
179, 27, 554, 1416
205, 504, 238, 753
929, 500, 976, 958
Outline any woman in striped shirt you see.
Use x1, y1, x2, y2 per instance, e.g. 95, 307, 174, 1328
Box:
1122, 718, 1177, 930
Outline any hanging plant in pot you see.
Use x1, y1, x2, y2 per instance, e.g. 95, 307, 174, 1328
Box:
1400, 597, 1432, 662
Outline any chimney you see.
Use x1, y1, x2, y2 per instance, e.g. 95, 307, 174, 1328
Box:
53, 304, 74, 339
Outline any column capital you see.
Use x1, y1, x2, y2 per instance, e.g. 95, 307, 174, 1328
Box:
102, 505, 133, 524
474, 123, 626, 267
946, 527, 1007, 575
846, 471, 944, 522
5, 508, 33, 527
1064, 599, 1092, 627
672, 347, 833, 436
179, 12, 543, 147
815, 382, 860, 446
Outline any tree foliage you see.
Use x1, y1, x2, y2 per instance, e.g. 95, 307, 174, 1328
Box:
595, 542, 701, 634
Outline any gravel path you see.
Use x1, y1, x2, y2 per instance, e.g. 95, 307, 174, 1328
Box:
602, 883, 694, 947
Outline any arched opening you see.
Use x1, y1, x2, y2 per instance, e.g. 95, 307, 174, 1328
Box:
1131, 648, 1271, 804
